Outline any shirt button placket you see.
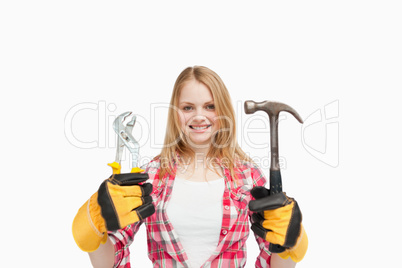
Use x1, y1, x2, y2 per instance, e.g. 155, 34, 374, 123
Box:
221, 189, 230, 237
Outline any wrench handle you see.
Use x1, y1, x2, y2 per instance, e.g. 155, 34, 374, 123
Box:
269, 169, 283, 195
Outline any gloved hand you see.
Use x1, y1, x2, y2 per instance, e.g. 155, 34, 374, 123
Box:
72, 172, 155, 252
249, 186, 308, 262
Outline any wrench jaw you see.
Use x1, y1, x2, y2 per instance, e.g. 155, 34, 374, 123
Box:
108, 112, 142, 174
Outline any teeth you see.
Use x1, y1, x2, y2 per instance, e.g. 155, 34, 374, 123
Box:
190, 125, 211, 130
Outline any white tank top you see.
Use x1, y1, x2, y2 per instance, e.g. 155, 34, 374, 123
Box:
166, 176, 225, 268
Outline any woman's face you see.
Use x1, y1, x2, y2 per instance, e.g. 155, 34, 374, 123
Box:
177, 79, 220, 149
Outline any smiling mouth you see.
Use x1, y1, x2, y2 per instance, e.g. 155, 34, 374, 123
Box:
189, 124, 212, 130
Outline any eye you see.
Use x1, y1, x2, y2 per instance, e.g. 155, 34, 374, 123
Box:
183, 106, 193, 111
206, 104, 215, 110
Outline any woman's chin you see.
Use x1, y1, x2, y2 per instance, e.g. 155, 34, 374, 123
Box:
187, 136, 212, 148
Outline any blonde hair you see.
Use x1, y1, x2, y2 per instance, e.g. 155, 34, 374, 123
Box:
157, 66, 252, 180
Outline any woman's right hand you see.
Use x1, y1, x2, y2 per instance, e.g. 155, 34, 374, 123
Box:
72, 172, 155, 252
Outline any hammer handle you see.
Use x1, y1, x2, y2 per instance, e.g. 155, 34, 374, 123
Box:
269, 169, 283, 195
268, 169, 287, 253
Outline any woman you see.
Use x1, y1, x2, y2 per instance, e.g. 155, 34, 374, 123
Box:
73, 66, 307, 267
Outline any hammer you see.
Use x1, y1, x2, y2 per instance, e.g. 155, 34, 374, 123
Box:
244, 100, 303, 194
244, 101, 303, 253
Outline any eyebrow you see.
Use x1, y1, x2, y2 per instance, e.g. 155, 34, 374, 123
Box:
179, 100, 214, 105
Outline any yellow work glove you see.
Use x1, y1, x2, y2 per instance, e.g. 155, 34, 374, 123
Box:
249, 186, 308, 262
72, 172, 155, 252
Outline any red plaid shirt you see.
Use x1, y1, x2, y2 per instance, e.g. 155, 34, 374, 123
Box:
108, 157, 272, 267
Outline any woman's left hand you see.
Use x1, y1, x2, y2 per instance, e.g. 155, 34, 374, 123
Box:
249, 186, 308, 262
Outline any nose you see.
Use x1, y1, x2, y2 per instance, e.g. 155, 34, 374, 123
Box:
190, 107, 208, 122
191, 114, 207, 123
197, 106, 209, 115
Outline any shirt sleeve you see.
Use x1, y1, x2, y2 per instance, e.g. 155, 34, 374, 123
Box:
108, 221, 143, 268
249, 164, 272, 268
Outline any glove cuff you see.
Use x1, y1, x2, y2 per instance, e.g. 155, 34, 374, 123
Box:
278, 225, 308, 262
72, 192, 107, 252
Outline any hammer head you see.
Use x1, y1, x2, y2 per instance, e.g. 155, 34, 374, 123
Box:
244, 100, 303, 123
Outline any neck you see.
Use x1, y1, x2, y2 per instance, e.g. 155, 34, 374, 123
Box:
177, 148, 223, 180
191, 143, 210, 155
192, 152, 208, 168
179, 146, 211, 170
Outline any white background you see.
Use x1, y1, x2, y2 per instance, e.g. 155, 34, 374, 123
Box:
1, 1, 401, 267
